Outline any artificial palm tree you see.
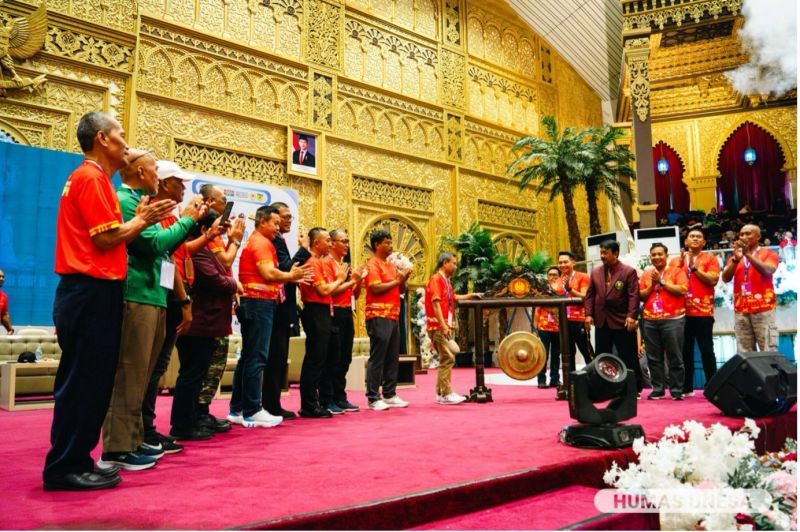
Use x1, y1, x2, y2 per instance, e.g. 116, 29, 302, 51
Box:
508, 115, 592, 260
580, 124, 636, 236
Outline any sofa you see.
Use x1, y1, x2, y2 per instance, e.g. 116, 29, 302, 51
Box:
0, 331, 62, 396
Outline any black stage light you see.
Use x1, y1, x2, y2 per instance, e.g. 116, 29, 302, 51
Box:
560, 353, 644, 449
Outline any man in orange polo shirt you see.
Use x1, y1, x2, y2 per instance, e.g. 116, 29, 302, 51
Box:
364, 230, 411, 410
557, 251, 592, 367
44, 112, 175, 491
639, 242, 688, 400
533, 267, 562, 388
298, 228, 348, 418
721, 224, 780, 352
425, 252, 480, 404
670, 228, 720, 396
229, 205, 311, 428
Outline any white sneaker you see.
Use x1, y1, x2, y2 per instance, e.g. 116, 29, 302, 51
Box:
383, 395, 409, 408
439, 392, 466, 405
435, 394, 443, 403
241, 409, 283, 428
227, 411, 243, 425
368, 399, 390, 411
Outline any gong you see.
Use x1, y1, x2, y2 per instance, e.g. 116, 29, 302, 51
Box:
497, 331, 546, 381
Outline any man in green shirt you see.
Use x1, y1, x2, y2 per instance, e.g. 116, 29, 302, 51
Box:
99, 149, 205, 471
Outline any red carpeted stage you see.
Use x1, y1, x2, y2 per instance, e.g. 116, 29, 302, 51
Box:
0, 368, 795, 530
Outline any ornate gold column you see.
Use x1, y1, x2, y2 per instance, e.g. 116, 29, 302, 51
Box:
687, 174, 719, 213
624, 35, 657, 228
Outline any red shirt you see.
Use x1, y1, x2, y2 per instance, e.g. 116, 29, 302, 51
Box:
300, 255, 334, 306
425, 272, 454, 331
534, 306, 559, 332
328, 256, 353, 308
728, 247, 779, 314
238, 231, 281, 300
365, 255, 401, 321
639, 265, 688, 320
0, 290, 8, 317
669, 252, 720, 317
54, 160, 126, 280
558, 271, 589, 321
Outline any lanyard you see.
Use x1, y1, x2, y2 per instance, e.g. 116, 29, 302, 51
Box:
743, 247, 759, 281
84, 159, 109, 178
654, 268, 665, 296
440, 272, 453, 308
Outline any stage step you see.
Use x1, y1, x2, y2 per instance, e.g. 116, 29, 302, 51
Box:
409, 485, 659, 531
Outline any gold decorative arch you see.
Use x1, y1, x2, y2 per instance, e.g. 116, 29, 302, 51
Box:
493, 233, 530, 263
0, 121, 30, 145
360, 215, 428, 285
713, 120, 790, 173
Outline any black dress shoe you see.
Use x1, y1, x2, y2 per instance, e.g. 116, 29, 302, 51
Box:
278, 409, 297, 420
94, 463, 122, 478
198, 414, 232, 433
169, 427, 214, 441
44, 472, 121, 491
298, 407, 333, 419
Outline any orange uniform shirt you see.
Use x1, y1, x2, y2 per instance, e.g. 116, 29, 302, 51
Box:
668, 252, 720, 317
238, 231, 281, 300
425, 272, 454, 331
328, 256, 353, 308
54, 160, 127, 280
300, 255, 334, 306
534, 306, 559, 333
365, 256, 401, 321
557, 271, 589, 322
728, 247, 779, 314
639, 265, 688, 320
159, 214, 194, 286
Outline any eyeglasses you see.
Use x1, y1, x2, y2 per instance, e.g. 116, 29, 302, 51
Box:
127, 151, 153, 165
334, 239, 350, 244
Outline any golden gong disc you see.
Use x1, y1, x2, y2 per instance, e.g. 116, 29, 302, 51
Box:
497, 331, 546, 381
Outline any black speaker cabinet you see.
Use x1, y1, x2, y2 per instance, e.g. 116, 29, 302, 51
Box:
704, 352, 797, 417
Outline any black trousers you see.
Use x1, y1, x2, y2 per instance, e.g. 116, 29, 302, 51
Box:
365, 317, 400, 402
537, 330, 561, 384
567, 321, 592, 364
262, 314, 291, 415
320, 307, 355, 405
595, 324, 642, 392
299, 303, 332, 411
142, 300, 182, 439
44, 275, 123, 480
171, 335, 215, 431
683, 316, 716, 392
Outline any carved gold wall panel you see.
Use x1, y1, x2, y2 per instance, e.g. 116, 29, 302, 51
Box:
134, 96, 287, 161
467, 65, 538, 132
556, 56, 602, 130
0, 100, 70, 150
46, 0, 138, 32
137, 32, 308, 123
477, 199, 536, 229
352, 175, 433, 212
346, 0, 439, 41
307, 0, 344, 70
465, 3, 538, 81
0, 116, 52, 146
138, 0, 304, 60
343, 14, 439, 103
44, 27, 134, 73
493, 234, 530, 263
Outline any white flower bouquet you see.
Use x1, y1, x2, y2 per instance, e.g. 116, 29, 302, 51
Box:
604, 419, 797, 530
388, 252, 414, 272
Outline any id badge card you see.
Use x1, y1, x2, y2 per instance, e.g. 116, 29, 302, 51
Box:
351, 295, 356, 310
547, 312, 556, 324
159, 259, 175, 289
652, 298, 663, 314
741, 282, 752, 296
447, 311, 454, 328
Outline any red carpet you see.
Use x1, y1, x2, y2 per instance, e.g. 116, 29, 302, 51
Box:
0, 368, 794, 530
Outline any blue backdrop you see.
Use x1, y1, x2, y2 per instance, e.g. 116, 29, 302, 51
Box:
1, 143, 87, 326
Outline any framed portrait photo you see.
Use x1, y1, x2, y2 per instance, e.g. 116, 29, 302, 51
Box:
287, 127, 322, 178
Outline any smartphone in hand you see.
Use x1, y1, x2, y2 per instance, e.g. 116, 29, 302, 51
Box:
221, 201, 234, 224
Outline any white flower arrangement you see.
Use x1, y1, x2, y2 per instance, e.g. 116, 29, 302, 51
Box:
388, 252, 414, 272
412, 287, 437, 368
604, 419, 797, 530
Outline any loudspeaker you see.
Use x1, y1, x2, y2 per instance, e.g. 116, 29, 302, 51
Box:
704, 352, 797, 417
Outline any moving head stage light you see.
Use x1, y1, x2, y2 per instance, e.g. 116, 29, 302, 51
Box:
560, 353, 644, 449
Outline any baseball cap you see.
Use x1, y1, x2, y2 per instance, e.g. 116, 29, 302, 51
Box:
156, 160, 193, 181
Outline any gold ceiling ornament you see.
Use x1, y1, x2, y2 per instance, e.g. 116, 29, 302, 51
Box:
622, 0, 742, 32
0, 1, 47, 97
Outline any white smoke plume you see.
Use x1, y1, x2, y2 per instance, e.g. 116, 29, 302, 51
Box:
726, 0, 797, 96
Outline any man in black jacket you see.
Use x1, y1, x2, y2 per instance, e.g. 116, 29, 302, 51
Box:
261, 202, 310, 419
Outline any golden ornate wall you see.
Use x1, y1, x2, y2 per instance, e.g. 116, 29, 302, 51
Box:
651, 106, 797, 212
1, 0, 604, 277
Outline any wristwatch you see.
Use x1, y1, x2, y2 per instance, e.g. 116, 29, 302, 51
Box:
180, 296, 192, 307
229, 238, 242, 247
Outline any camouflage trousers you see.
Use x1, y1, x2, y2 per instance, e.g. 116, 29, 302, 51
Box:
198, 336, 229, 406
